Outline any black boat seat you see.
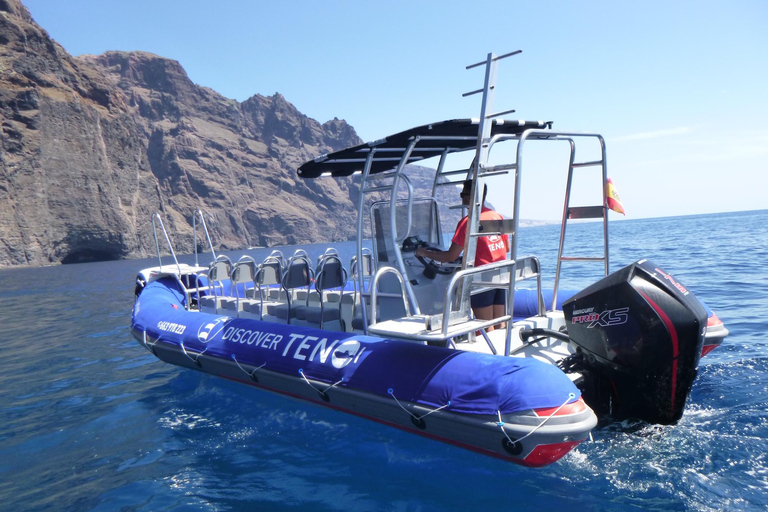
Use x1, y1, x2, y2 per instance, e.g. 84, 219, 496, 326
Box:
217, 256, 258, 317
306, 307, 342, 324
268, 303, 305, 321
294, 291, 320, 320
271, 250, 313, 324
303, 252, 347, 330
246, 254, 286, 320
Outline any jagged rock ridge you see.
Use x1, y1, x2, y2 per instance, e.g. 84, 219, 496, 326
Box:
0, 0, 368, 267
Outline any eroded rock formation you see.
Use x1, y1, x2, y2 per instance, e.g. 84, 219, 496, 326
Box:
0, 0, 366, 266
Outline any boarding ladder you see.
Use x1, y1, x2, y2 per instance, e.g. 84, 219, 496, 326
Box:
368, 50, 523, 353
552, 141, 610, 308
364, 51, 523, 337
453, 51, 521, 332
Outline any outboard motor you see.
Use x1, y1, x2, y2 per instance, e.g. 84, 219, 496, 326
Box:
562, 260, 707, 424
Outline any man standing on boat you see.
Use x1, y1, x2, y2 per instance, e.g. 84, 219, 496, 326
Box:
414, 180, 510, 330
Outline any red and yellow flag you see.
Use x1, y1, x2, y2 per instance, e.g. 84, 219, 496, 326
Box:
605, 178, 625, 215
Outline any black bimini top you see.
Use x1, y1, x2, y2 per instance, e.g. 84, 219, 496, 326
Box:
297, 118, 552, 179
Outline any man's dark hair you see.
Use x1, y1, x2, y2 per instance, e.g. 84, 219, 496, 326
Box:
462, 179, 488, 203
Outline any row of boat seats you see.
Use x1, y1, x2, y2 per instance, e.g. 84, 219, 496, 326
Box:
197, 255, 236, 313
199, 248, 373, 333
265, 249, 344, 329
213, 251, 286, 317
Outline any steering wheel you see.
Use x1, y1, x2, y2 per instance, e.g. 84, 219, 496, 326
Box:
414, 242, 457, 277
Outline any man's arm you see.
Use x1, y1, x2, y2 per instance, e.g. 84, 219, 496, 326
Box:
414, 243, 463, 263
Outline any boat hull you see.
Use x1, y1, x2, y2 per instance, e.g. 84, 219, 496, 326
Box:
132, 276, 597, 467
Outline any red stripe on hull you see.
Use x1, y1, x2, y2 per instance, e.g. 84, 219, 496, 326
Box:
707, 312, 723, 328
534, 399, 588, 417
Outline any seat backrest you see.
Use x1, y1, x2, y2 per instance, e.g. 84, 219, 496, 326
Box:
350, 249, 373, 279
208, 255, 233, 295
350, 248, 373, 295
315, 254, 347, 292
267, 250, 286, 269
257, 258, 282, 287
208, 256, 232, 281
376, 270, 408, 320
316, 247, 340, 267
232, 257, 257, 284
254, 255, 283, 302
231, 256, 257, 299
282, 253, 312, 290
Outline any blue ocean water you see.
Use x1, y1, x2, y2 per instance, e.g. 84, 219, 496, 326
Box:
1, 210, 767, 511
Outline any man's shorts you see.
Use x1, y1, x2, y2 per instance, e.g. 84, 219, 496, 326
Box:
470, 289, 506, 309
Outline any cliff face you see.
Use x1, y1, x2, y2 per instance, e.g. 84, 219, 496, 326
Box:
0, 0, 364, 266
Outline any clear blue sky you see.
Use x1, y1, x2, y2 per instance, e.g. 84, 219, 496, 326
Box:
23, 0, 768, 220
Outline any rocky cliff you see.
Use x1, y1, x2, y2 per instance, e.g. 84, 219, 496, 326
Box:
0, 0, 368, 267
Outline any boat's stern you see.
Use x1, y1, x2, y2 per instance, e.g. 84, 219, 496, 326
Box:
504, 397, 596, 467
703, 311, 729, 356
562, 259, 714, 424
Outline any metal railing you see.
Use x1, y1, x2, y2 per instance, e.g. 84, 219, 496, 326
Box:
151, 213, 181, 276
193, 208, 217, 267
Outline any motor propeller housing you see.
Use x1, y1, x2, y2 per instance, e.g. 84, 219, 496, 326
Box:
562, 260, 708, 424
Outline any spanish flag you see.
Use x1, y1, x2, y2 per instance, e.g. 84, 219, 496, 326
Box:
606, 178, 625, 215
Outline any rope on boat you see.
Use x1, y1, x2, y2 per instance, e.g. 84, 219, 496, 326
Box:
231, 354, 266, 381
496, 392, 576, 446
180, 340, 208, 366
298, 369, 343, 401
142, 330, 158, 354
388, 388, 451, 422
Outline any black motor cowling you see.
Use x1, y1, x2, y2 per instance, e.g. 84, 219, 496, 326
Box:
563, 260, 707, 424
